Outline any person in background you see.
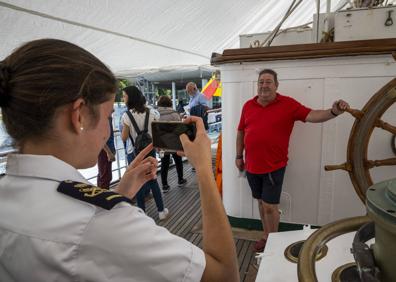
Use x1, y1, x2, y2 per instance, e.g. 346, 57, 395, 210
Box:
186, 82, 210, 130
236, 68, 350, 252
121, 90, 151, 199
157, 96, 187, 193
0, 38, 238, 282
142, 94, 160, 120
176, 97, 185, 114
97, 116, 116, 189
121, 86, 169, 220
186, 82, 209, 109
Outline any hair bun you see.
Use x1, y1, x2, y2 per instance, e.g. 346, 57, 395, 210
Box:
0, 63, 11, 107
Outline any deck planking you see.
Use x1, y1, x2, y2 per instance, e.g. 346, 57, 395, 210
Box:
140, 162, 258, 282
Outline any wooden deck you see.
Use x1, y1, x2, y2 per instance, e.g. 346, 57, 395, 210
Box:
142, 163, 259, 282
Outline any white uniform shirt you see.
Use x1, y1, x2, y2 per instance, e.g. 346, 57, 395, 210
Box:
122, 109, 156, 154
0, 154, 205, 282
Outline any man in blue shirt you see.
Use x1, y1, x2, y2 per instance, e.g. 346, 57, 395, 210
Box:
186, 82, 209, 109
186, 82, 210, 129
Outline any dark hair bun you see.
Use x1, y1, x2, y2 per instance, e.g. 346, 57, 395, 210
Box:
0, 63, 11, 108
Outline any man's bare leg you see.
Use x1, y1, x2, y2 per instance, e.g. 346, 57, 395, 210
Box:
261, 201, 280, 239
258, 200, 268, 240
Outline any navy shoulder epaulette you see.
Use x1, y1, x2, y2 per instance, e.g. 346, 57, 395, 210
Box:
57, 180, 132, 210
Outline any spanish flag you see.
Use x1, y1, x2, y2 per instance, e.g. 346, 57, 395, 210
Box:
202, 75, 222, 99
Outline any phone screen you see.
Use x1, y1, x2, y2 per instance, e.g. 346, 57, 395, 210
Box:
151, 121, 196, 152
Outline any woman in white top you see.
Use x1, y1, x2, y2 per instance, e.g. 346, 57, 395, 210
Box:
0, 39, 238, 282
121, 86, 168, 219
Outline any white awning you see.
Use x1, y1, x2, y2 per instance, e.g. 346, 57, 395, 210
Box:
0, 0, 354, 77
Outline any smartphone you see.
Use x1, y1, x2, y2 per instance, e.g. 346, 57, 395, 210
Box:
151, 121, 196, 152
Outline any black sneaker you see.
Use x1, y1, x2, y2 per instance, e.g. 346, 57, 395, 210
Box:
162, 185, 170, 193
178, 179, 187, 186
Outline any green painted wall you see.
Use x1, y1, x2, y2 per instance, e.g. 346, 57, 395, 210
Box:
228, 216, 320, 231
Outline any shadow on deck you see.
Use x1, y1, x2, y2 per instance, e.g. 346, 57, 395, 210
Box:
142, 162, 259, 282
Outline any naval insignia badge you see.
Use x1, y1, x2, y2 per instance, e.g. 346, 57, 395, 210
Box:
57, 180, 132, 210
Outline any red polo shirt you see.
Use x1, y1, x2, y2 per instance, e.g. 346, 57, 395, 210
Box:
238, 94, 311, 174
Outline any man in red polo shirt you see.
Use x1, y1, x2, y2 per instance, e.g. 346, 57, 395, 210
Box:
235, 69, 349, 252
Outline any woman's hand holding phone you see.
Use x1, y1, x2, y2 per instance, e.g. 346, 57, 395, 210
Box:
178, 117, 212, 173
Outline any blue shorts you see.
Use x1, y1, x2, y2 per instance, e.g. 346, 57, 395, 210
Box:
246, 167, 286, 204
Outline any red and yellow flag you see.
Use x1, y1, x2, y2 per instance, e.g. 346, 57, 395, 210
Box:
202, 75, 222, 99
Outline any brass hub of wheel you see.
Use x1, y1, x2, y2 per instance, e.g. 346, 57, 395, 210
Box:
331, 262, 359, 282
284, 240, 328, 263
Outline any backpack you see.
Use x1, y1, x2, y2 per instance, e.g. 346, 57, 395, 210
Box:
126, 109, 152, 154
190, 104, 209, 130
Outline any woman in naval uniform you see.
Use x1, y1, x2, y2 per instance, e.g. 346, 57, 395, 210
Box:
0, 39, 238, 282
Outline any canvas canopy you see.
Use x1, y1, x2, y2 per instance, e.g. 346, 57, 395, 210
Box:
1, 0, 349, 79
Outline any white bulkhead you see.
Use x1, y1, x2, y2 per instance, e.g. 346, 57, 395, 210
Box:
221, 54, 396, 226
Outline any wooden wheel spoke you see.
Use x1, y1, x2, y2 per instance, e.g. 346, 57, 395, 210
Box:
365, 157, 396, 169
345, 108, 364, 119
374, 119, 396, 135
324, 162, 352, 172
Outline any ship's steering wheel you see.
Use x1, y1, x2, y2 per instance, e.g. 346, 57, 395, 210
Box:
297, 78, 396, 281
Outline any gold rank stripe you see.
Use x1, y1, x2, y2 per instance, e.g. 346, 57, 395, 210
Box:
106, 194, 124, 201
74, 183, 90, 188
